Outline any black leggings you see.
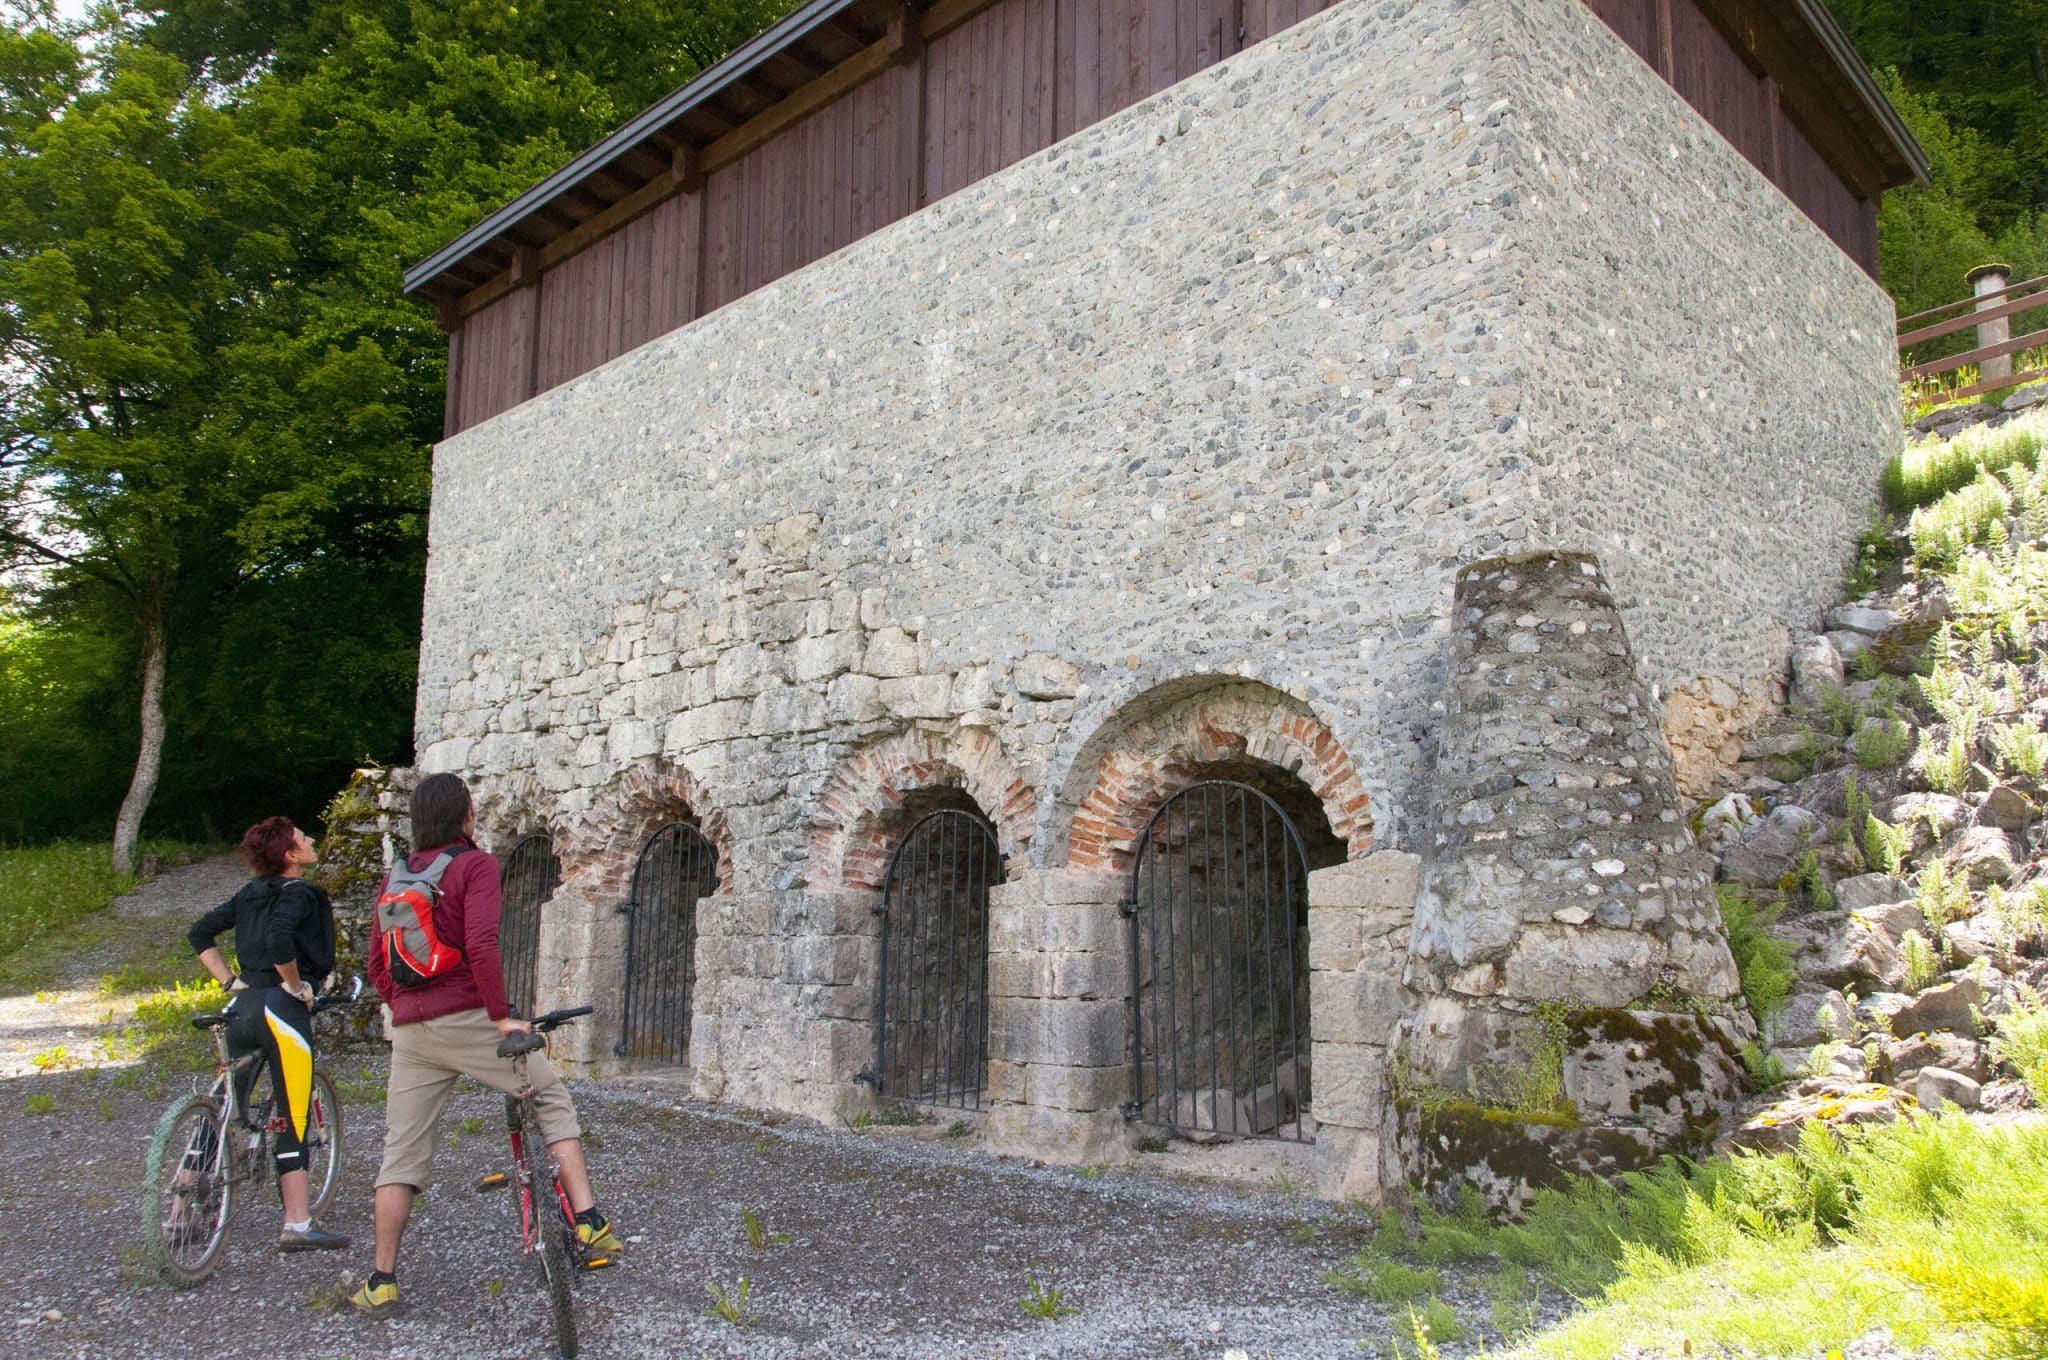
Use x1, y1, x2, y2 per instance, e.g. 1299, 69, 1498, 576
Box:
226, 989, 315, 1180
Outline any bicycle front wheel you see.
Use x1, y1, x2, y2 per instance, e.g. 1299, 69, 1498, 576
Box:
141, 1094, 235, 1288
304, 1069, 344, 1217
526, 1107, 579, 1359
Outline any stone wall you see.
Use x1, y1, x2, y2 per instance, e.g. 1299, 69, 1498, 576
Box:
405, 0, 1901, 1195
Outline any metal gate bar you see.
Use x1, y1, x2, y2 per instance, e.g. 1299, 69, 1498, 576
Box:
617, 822, 716, 1063
499, 834, 560, 1019
872, 808, 1000, 1109
1126, 780, 1310, 1142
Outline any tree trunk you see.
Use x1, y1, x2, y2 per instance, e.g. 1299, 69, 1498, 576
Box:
111, 597, 167, 876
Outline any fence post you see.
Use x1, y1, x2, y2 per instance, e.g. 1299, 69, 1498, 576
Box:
1968, 263, 2013, 384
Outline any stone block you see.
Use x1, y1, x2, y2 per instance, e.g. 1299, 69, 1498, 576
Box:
825, 673, 884, 722
988, 902, 1122, 954
1500, 926, 1665, 1008
421, 738, 471, 773
1014, 653, 1079, 699
666, 699, 749, 749
987, 953, 1044, 1000
1038, 870, 1128, 906
713, 645, 769, 698
1309, 852, 1422, 913
794, 630, 864, 682
862, 626, 919, 677
1309, 1043, 1387, 1129
1028, 1064, 1129, 1113
986, 1059, 1029, 1105
1308, 909, 1366, 973
605, 719, 658, 763
750, 685, 827, 734
1314, 1124, 1386, 1204
1046, 950, 1125, 1000
1309, 970, 1408, 1045
880, 673, 951, 718
984, 1104, 1128, 1167
987, 997, 1127, 1067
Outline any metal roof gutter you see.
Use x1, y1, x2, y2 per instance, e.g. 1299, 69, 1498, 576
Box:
1787, 0, 1929, 186
401, 0, 869, 297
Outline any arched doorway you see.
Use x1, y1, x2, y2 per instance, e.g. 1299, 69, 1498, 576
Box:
616, 821, 718, 1064
1128, 776, 1339, 1142
498, 833, 560, 1018
871, 801, 1002, 1109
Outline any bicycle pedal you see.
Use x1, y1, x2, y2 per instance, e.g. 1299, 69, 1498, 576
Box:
475, 1172, 510, 1193
581, 1256, 614, 1270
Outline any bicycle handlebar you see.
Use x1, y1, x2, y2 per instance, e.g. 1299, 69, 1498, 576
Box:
528, 1005, 594, 1031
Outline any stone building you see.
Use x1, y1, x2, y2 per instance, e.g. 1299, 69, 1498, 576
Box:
396, 0, 1922, 1202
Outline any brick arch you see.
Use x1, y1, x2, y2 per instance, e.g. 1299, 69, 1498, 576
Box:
1053, 679, 1373, 873
469, 770, 569, 857
559, 758, 734, 900
808, 727, 1037, 890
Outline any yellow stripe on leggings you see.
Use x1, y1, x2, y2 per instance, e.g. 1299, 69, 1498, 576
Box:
264, 1005, 313, 1144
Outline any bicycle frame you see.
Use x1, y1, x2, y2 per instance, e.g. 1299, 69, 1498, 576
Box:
504, 1058, 577, 1259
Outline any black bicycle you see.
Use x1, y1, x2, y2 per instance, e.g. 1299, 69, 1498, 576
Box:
140, 980, 364, 1287
475, 1004, 610, 1358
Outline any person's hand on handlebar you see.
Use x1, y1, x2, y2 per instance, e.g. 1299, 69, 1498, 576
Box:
494, 1016, 532, 1039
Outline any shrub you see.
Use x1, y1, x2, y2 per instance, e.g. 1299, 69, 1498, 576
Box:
1717, 886, 1796, 1030
1899, 930, 1943, 992
1991, 721, 2048, 781
1884, 408, 2048, 512
1991, 983, 2048, 1103
1852, 717, 1912, 769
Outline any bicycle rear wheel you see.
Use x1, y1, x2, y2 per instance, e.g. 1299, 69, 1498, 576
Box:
141, 1094, 235, 1288
525, 1105, 579, 1359
304, 1069, 344, 1217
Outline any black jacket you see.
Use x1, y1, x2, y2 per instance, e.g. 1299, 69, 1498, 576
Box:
186, 877, 336, 991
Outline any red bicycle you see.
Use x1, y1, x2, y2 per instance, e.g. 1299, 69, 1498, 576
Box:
476, 1004, 610, 1359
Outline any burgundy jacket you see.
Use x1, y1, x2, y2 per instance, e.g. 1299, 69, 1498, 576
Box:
367, 837, 512, 1025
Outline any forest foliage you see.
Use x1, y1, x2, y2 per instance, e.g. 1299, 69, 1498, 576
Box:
0, 1, 2042, 846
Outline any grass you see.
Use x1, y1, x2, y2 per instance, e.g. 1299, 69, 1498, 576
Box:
0, 841, 138, 961
23, 1093, 55, 1114
1441, 1115, 2048, 1359
704, 1277, 755, 1326
740, 1206, 788, 1249
1019, 1275, 1079, 1320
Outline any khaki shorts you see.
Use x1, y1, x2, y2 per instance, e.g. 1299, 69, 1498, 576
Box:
375, 1008, 582, 1191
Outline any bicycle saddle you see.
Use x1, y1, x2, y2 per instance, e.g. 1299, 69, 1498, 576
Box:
496, 1030, 546, 1059
190, 1013, 233, 1030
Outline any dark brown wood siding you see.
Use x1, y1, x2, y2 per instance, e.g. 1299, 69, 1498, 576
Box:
444, 0, 1886, 433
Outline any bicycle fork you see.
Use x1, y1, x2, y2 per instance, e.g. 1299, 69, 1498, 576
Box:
474, 1086, 610, 1268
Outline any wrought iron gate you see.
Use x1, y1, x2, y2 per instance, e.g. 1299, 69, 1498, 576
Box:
499, 834, 559, 1018
1126, 781, 1312, 1142
616, 822, 717, 1063
871, 809, 1002, 1109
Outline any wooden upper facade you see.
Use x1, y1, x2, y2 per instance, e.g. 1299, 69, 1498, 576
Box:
411, 0, 1925, 435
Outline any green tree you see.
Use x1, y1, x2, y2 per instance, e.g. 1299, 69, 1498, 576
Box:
0, 20, 309, 869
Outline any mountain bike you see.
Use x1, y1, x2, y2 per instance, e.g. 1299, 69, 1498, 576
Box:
140, 980, 362, 1287
475, 1004, 608, 1360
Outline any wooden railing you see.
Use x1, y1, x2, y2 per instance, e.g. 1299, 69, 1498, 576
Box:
1898, 266, 2048, 404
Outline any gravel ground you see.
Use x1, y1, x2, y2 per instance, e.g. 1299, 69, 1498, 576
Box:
5, 1068, 1499, 1359
2, 857, 1508, 1360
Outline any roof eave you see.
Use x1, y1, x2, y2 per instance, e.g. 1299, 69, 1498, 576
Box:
401, 0, 871, 298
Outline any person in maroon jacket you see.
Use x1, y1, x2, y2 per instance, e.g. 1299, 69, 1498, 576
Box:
350, 773, 622, 1318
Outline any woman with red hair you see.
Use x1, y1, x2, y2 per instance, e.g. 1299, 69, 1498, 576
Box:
184, 816, 349, 1253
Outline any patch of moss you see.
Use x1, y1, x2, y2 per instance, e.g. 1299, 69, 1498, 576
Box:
1565, 1008, 1731, 1118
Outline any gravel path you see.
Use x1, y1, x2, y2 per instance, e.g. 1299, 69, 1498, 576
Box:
1, 858, 1499, 1359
